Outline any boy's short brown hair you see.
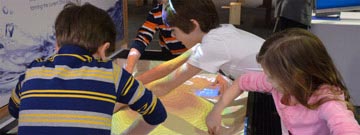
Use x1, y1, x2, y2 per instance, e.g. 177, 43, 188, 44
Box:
163, 0, 219, 34
55, 3, 116, 54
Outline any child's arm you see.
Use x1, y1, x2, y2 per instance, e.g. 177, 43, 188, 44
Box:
211, 74, 232, 95
135, 49, 191, 84
113, 102, 158, 135
8, 74, 25, 119
114, 67, 167, 134
206, 71, 273, 134
124, 48, 141, 73
237, 71, 273, 93
206, 77, 243, 135
319, 100, 360, 134
125, 5, 162, 73
145, 62, 202, 97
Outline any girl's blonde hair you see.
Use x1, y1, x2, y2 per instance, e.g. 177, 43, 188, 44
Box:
257, 28, 354, 111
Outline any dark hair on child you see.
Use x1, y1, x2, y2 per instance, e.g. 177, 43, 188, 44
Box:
163, 0, 219, 34
55, 2, 116, 54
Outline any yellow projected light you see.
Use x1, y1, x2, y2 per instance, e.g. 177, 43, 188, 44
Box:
111, 74, 247, 135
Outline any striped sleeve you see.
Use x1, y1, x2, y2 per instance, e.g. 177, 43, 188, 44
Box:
113, 66, 167, 125
8, 74, 25, 118
131, 5, 162, 54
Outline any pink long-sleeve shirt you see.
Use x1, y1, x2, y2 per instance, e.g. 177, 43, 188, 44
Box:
238, 72, 360, 135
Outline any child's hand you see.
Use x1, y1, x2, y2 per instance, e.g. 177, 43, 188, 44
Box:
212, 74, 232, 96
113, 58, 123, 66
206, 109, 222, 135
113, 102, 130, 113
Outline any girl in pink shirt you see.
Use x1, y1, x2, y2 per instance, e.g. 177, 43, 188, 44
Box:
206, 28, 360, 135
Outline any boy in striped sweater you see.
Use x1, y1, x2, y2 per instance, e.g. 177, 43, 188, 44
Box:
8, 3, 167, 135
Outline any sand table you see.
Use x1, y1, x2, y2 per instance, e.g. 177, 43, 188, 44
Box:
111, 73, 248, 135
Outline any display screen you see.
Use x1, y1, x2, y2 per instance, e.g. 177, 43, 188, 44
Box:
315, 0, 360, 13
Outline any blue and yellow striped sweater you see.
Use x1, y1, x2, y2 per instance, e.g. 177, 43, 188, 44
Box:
8, 45, 167, 135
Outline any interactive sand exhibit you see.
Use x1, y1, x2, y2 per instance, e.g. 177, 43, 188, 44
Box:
111, 60, 248, 135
